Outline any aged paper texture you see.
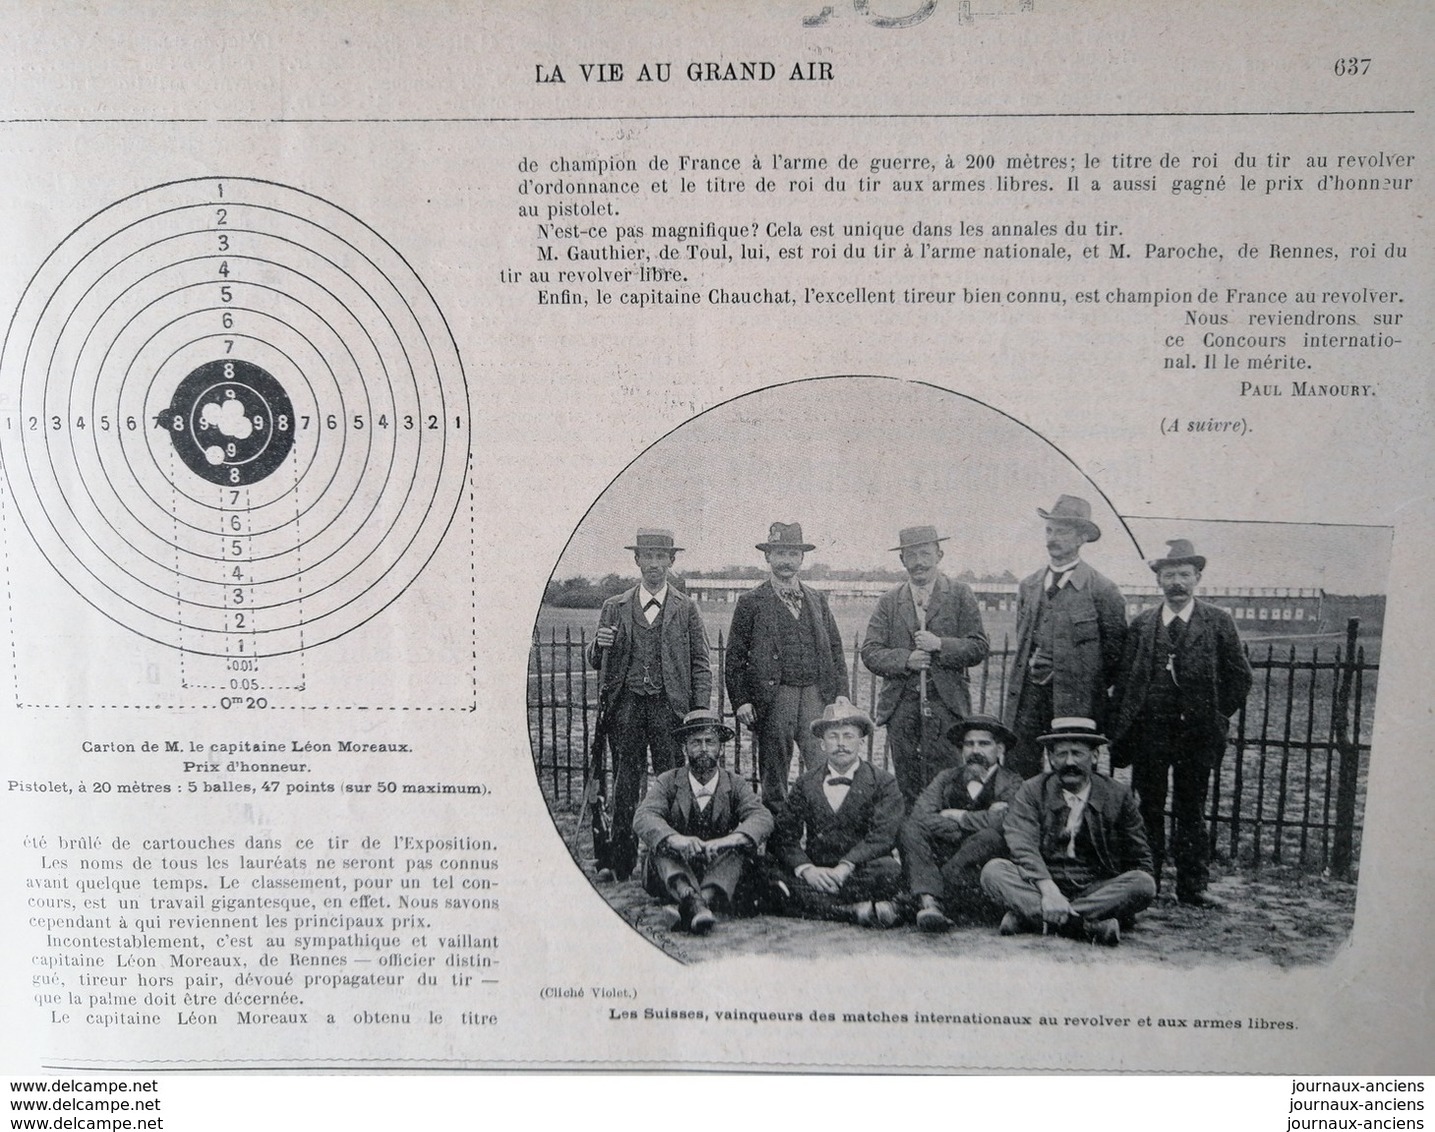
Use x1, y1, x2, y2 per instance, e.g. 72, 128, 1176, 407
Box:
0, 1, 1430, 1075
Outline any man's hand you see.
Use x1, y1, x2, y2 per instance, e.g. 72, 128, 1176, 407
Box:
735, 703, 756, 726
664, 835, 705, 862
700, 834, 746, 858
594, 624, 616, 648
1037, 879, 1072, 927
797, 864, 850, 895
989, 801, 1009, 814
913, 629, 942, 652
907, 649, 933, 671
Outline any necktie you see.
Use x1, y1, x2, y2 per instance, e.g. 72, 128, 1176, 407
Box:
644, 597, 661, 623
1167, 615, 1187, 645
1046, 569, 1070, 600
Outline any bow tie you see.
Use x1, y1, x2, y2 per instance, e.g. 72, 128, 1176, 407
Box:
826, 776, 854, 787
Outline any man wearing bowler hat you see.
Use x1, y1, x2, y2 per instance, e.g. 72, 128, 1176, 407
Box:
1005, 495, 1128, 779
980, 718, 1155, 946
860, 525, 989, 806
1108, 539, 1253, 908
633, 709, 774, 934
589, 528, 712, 880
899, 714, 1026, 931
724, 522, 849, 806
769, 698, 906, 926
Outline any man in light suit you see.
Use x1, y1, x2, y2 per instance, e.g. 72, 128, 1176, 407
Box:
981, 718, 1156, 946
769, 698, 905, 926
860, 525, 989, 806
633, 710, 774, 934
724, 522, 849, 807
1108, 539, 1253, 908
589, 528, 712, 881
1005, 495, 1127, 778
899, 714, 1026, 931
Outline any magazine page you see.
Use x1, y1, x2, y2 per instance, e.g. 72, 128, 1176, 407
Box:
0, 0, 1430, 1076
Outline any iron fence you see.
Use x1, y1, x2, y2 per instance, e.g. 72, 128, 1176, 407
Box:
528, 619, 1375, 879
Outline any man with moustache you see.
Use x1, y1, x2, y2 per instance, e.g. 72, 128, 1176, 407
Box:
1108, 539, 1253, 908
589, 528, 712, 881
980, 718, 1155, 946
899, 714, 1026, 931
724, 522, 849, 806
769, 698, 906, 926
633, 709, 774, 935
1005, 495, 1128, 778
861, 525, 989, 806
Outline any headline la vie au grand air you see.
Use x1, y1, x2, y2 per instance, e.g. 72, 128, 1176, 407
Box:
535, 61, 835, 85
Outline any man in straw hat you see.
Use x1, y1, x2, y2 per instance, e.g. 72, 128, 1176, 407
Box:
860, 525, 989, 806
724, 522, 849, 806
1108, 539, 1253, 909
899, 714, 1026, 931
980, 718, 1155, 946
589, 528, 712, 880
1005, 495, 1128, 779
632, 709, 774, 935
768, 697, 905, 926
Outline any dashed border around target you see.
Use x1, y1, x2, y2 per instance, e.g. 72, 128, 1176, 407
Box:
0, 177, 471, 667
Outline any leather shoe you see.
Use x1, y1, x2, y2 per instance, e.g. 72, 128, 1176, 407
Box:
1178, 890, 1227, 910
679, 893, 716, 935
999, 911, 1027, 936
916, 896, 953, 933
1086, 918, 1121, 947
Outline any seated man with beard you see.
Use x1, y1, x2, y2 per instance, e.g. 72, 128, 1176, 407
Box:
980, 718, 1155, 946
899, 714, 1026, 932
632, 709, 774, 935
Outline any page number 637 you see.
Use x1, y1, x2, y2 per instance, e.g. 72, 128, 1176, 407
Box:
1334, 57, 1370, 76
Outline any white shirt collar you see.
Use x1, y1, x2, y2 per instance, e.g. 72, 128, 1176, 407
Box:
1161, 601, 1194, 625
639, 582, 669, 605
689, 769, 719, 800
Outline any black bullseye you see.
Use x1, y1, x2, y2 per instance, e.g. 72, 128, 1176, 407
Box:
158, 359, 295, 485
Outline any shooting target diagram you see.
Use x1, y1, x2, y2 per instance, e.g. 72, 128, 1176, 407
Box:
0, 177, 473, 707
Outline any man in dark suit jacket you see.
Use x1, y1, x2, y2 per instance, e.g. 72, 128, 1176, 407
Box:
1108, 539, 1254, 908
860, 525, 989, 806
981, 718, 1155, 946
725, 522, 849, 807
633, 710, 774, 934
900, 714, 1026, 931
1005, 495, 1127, 778
769, 698, 905, 926
589, 528, 712, 880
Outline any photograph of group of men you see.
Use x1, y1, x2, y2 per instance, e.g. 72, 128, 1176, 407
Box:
585, 495, 1254, 948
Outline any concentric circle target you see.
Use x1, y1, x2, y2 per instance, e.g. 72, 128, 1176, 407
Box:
0, 177, 470, 657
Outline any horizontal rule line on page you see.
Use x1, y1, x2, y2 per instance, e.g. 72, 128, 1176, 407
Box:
0, 110, 1418, 124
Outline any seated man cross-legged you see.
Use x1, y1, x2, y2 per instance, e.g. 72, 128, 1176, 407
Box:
769, 698, 905, 927
632, 709, 773, 935
980, 717, 1155, 947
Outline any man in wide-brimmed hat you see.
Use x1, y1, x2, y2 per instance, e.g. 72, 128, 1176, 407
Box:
588, 528, 712, 880
768, 698, 906, 926
632, 709, 773, 934
899, 714, 1026, 931
724, 522, 849, 806
1005, 495, 1128, 778
1108, 539, 1253, 909
980, 718, 1155, 946
860, 525, 989, 805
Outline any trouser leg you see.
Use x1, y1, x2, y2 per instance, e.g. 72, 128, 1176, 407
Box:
608, 693, 648, 871
1007, 682, 1053, 780
791, 684, 828, 775
979, 858, 1043, 924
887, 695, 961, 807
942, 827, 1008, 909
899, 818, 962, 898
1170, 760, 1213, 898
1069, 870, 1157, 923
781, 856, 901, 920
1131, 755, 1171, 888
647, 697, 685, 776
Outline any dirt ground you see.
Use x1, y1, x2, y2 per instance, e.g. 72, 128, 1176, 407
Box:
549, 807, 1358, 967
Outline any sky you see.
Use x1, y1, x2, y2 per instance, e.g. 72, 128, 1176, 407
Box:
553, 377, 1391, 595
